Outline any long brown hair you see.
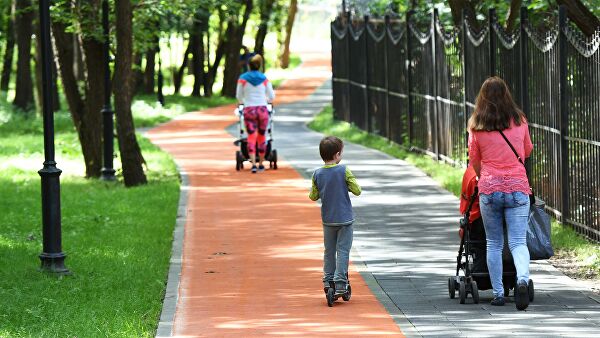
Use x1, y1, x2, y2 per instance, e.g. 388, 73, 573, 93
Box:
468, 76, 526, 131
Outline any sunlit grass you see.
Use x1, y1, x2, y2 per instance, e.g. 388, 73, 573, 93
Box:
309, 105, 600, 277
0, 95, 181, 336
133, 93, 236, 127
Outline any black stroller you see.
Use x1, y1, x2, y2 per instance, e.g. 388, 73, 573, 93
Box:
233, 103, 278, 171
448, 186, 535, 304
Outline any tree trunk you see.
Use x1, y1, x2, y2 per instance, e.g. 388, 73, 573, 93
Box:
81, 36, 106, 176
51, 55, 60, 111
132, 53, 143, 93
1, 0, 15, 92
34, 29, 43, 113
114, 0, 147, 187
73, 34, 85, 82
206, 36, 226, 97
279, 0, 298, 69
447, 0, 479, 28
174, 41, 191, 94
505, 0, 522, 32
52, 21, 103, 178
254, 0, 276, 56
190, 12, 206, 97
222, 0, 253, 98
13, 0, 34, 111
143, 46, 156, 94
203, 24, 210, 96
556, 0, 600, 36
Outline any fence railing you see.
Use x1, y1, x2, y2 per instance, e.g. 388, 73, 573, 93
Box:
331, 6, 600, 242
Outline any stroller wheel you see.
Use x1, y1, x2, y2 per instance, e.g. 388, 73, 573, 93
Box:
236, 151, 243, 171
459, 281, 466, 304
528, 279, 534, 302
271, 150, 278, 170
471, 281, 479, 304
448, 277, 456, 299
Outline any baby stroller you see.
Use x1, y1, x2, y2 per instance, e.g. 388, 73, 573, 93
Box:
233, 103, 278, 171
448, 182, 535, 304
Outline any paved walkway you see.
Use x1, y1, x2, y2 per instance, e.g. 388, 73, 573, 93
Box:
269, 82, 600, 336
150, 52, 600, 337
148, 54, 403, 337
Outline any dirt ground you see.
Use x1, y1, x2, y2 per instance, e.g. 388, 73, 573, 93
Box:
549, 251, 600, 295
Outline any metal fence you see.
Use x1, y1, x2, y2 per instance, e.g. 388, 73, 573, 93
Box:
330, 7, 600, 242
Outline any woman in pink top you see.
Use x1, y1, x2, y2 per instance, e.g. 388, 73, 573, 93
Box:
468, 77, 533, 310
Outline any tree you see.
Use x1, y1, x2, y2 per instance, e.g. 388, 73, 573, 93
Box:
254, 0, 276, 56
1, 0, 15, 92
173, 41, 191, 94
13, 0, 34, 111
114, 0, 147, 186
279, 0, 297, 69
557, 0, 600, 36
52, 0, 105, 178
221, 0, 253, 98
142, 44, 157, 94
190, 8, 208, 97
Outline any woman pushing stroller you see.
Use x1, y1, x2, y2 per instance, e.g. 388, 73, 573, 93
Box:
468, 76, 534, 310
236, 54, 275, 173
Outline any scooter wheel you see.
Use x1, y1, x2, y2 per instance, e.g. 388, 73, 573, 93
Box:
326, 288, 335, 307
342, 284, 351, 301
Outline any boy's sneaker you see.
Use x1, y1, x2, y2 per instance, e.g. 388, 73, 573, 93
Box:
258, 164, 265, 172
251, 165, 257, 173
334, 281, 347, 294
323, 281, 333, 293
490, 296, 505, 306
515, 280, 530, 310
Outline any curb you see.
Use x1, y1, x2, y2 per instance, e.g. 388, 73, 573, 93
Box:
155, 164, 189, 338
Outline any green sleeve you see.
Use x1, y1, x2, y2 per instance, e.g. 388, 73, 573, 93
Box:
345, 167, 361, 196
309, 174, 320, 201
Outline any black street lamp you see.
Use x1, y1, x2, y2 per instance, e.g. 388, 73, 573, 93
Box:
38, 0, 68, 274
100, 0, 116, 181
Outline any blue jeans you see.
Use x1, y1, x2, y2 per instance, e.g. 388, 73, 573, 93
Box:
479, 192, 530, 297
323, 224, 353, 283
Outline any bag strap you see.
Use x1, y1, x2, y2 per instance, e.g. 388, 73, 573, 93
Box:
498, 130, 535, 201
498, 130, 524, 166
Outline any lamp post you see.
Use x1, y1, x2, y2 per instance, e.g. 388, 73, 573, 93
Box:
38, 0, 68, 274
100, 0, 116, 181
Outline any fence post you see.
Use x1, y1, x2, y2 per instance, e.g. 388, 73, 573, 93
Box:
519, 7, 529, 119
558, 5, 570, 222
345, 11, 351, 122
406, 10, 413, 147
488, 8, 496, 77
462, 9, 469, 164
384, 15, 391, 140
364, 15, 370, 132
519, 7, 532, 175
432, 9, 439, 160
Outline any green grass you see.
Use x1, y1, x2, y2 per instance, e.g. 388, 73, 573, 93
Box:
133, 93, 236, 127
266, 53, 302, 89
309, 105, 600, 277
0, 94, 185, 336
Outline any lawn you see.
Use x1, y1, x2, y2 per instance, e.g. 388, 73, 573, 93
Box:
309, 106, 600, 278
0, 92, 232, 336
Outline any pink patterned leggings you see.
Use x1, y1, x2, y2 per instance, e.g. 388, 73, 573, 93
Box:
243, 106, 269, 155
